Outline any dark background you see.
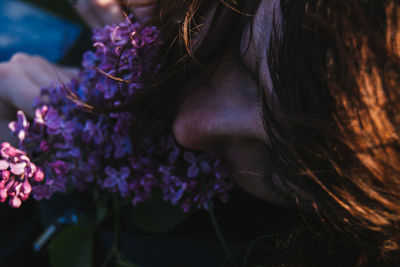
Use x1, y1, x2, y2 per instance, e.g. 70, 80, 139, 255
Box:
22, 0, 82, 22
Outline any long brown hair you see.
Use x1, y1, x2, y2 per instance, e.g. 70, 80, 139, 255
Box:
266, 0, 400, 264
123, 0, 400, 265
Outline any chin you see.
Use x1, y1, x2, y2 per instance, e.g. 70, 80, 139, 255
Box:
232, 171, 291, 205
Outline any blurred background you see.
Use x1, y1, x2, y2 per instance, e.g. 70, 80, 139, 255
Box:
20, 0, 80, 20
0, 2, 87, 266
0, 0, 86, 62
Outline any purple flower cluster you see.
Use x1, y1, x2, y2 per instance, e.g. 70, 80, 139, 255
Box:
5, 16, 233, 210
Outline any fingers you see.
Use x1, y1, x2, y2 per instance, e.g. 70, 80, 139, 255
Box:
58, 66, 80, 79
0, 54, 44, 117
16, 54, 64, 87
0, 63, 38, 118
0, 53, 79, 118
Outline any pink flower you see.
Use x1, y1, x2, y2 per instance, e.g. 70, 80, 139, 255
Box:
8, 111, 29, 144
0, 142, 44, 208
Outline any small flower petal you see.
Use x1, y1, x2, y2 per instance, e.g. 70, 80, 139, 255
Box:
0, 160, 9, 170
10, 162, 26, 175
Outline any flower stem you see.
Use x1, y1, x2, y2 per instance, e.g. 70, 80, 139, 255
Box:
200, 175, 237, 267
101, 195, 121, 267
113, 195, 120, 252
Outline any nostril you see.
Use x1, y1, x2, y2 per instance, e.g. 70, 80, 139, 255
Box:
172, 98, 268, 152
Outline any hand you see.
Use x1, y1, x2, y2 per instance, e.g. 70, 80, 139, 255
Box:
0, 53, 79, 142
72, 0, 157, 29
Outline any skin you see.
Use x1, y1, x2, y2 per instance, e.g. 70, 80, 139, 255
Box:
172, 0, 297, 205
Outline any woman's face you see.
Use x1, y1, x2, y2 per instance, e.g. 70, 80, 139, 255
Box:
172, 0, 296, 205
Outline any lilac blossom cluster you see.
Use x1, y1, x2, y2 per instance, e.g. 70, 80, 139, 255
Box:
3, 16, 233, 211
0, 142, 44, 208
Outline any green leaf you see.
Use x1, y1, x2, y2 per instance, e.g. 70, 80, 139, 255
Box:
131, 197, 188, 233
49, 226, 93, 267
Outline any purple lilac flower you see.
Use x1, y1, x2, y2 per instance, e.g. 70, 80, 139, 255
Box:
32, 177, 66, 200
36, 85, 65, 107
39, 141, 51, 152
8, 111, 29, 144
104, 166, 130, 197
82, 51, 99, 68
44, 107, 77, 141
82, 120, 104, 144
139, 173, 157, 193
49, 160, 68, 175
55, 147, 81, 159
110, 112, 132, 135
3, 15, 234, 212
112, 133, 132, 158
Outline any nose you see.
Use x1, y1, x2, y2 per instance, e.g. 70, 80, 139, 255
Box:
172, 56, 267, 152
